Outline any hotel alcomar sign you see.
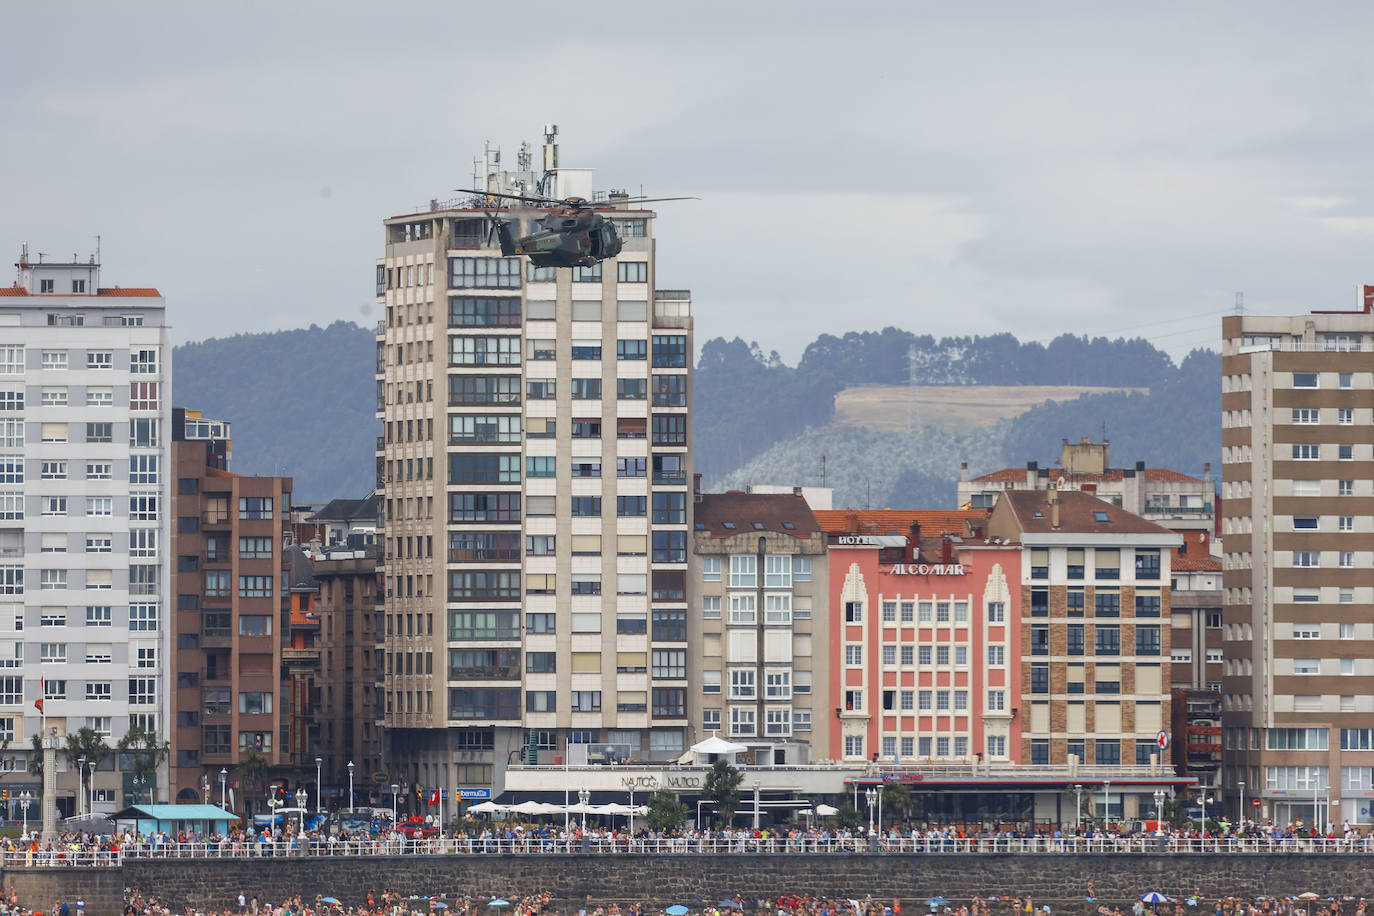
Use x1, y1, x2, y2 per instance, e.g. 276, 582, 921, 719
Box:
888, 563, 966, 575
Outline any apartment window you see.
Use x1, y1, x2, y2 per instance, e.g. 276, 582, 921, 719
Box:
1136, 594, 1161, 617
1030, 626, 1049, 656
41, 496, 66, 516
239, 615, 272, 636
792, 557, 812, 581
1341, 480, 1355, 496
1339, 408, 1355, 425
450, 414, 522, 443
570, 496, 601, 517
1095, 548, 1120, 579
844, 601, 862, 623
85, 606, 111, 627
85, 387, 112, 407
41, 351, 66, 370
86, 351, 112, 370
652, 649, 686, 679
1294, 658, 1320, 675
651, 415, 686, 445
1136, 625, 1161, 655
616, 338, 647, 360
570, 340, 601, 360
1096, 740, 1122, 766
653, 531, 687, 564
652, 491, 686, 524
844, 644, 863, 666
238, 497, 273, 519
85, 536, 111, 554
128, 678, 156, 705
617, 377, 646, 400
652, 374, 688, 407
729, 555, 757, 587
130, 348, 158, 374
44, 680, 67, 700
238, 576, 273, 598
1030, 664, 1049, 694
728, 593, 756, 624
1293, 372, 1318, 388
86, 462, 111, 480
729, 669, 756, 700
85, 682, 111, 702
1340, 444, 1355, 461
1293, 551, 1320, 567
85, 497, 112, 517
570, 691, 601, 713
40, 643, 65, 663
129, 382, 159, 411
1135, 549, 1161, 579
617, 261, 649, 283
129, 603, 158, 631
449, 257, 520, 288
1292, 444, 1321, 460
987, 601, 1005, 622
85, 422, 111, 443
988, 645, 1004, 665
1095, 592, 1120, 617
651, 335, 688, 368
1095, 625, 1120, 655
453, 336, 520, 366
1341, 551, 1355, 568
40, 569, 66, 590
1292, 408, 1319, 424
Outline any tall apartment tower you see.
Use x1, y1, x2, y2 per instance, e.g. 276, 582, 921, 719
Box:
375, 148, 692, 796
168, 409, 293, 806
1222, 293, 1374, 829
0, 248, 171, 816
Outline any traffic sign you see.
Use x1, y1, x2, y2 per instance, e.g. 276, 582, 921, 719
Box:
372, 771, 388, 784
1251, 798, 1262, 808
1156, 730, 1170, 750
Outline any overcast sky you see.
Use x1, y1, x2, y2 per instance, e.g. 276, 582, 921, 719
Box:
6, 2, 1374, 363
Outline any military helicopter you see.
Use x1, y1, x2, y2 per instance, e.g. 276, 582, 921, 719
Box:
454, 188, 696, 268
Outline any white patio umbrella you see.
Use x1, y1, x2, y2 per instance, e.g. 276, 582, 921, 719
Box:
467, 801, 505, 814
815, 804, 839, 816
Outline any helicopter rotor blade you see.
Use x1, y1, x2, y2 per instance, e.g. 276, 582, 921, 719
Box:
452, 188, 561, 206
603, 196, 700, 204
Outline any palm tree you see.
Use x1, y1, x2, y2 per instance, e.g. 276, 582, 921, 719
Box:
237, 748, 270, 817
64, 727, 111, 814
27, 734, 42, 793
116, 725, 168, 804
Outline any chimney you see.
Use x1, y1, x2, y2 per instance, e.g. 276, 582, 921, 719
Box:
693, 473, 703, 504
1051, 499, 1060, 530
1026, 460, 1038, 487
941, 535, 953, 564
909, 521, 922, 562
1135, 460, 1145, 471
959, 462, 969, 482
1203, 462, 1212, 483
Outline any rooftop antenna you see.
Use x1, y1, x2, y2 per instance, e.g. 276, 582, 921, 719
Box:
1234, 291, 1244, 315
906, 344, 920, 432
540, 124, 559, 197
819, 453, 827, 490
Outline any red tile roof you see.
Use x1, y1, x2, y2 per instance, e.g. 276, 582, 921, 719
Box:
1172, 530, 1221, 571
0, 286, 161, 298
95, 287, 161, 297
812, 509, 987, 538
973, 466, 1202, 484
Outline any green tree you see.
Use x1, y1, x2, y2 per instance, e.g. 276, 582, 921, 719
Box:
237, 748, 270, 816
701, 759, 743, 826
64, 727, 110, 811
644, 788, 688, 831
880, 784, 912, 823
834, 804, 863, 830
28, 734, 42, 793
117, 726, 168, 804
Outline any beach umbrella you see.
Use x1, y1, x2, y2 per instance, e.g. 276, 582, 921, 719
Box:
1298, 894, 1320, 901
321, 899, 340, 907
667, 907, 690, 915
490, 901, 511, 908
434, 905, 449, 910
926, 899, 950, 909
1140, 895, 1170, 905
718, 902, 743, 910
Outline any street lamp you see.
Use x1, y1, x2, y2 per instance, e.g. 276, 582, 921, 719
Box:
295, 788, 308, 834
131, 773, 148, 806
1103, 779, 1112, 829
77, 756, 87, 816
201, 773, 210, 806
346, 761, 355, 814
315, 757, 323, 814
1199, 792, 1210, 832
1238, 780, 1245, 825
864, 787, 877, 832
219, 768, 228, 810
19, 790, 31, 837
1073, 784, 1083, 832
1153, 790, 1166, 836
266, 793, 282, 833
85, 760, 96, 816
391, 783, 399, 829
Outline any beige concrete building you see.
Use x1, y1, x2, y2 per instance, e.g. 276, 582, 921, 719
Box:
689, 490, 829, 762
375, 146, 692, 799
986, 490, 1181, 801
1222, 294, 1374, 828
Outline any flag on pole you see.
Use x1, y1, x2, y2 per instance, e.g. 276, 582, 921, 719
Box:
428, 789, 439, 806
34, 677, 43, 714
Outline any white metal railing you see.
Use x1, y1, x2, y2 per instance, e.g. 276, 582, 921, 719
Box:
7, 833, 1374, 865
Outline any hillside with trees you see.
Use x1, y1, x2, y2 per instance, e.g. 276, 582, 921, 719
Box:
170, 322, 1219, 512
172, 321, 376, 504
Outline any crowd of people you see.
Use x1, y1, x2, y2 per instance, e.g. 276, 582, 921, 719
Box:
109, 893, 1374, 916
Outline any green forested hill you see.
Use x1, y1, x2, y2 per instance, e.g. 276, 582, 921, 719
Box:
173, 321, 376, 504
171, 322, 1219, 511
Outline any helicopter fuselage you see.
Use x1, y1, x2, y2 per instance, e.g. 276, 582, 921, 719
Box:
502, 207, 623, 268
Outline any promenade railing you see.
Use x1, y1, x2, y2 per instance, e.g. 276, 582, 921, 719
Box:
7, 834, 1374, 865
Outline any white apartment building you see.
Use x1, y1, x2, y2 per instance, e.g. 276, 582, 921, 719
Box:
375, 140, 692, 800
0, 248, 171, 817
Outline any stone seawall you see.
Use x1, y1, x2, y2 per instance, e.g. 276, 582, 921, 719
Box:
12, 854, 1374, 916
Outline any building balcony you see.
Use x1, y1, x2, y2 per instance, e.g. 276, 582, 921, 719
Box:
282, 647, 321, 671
652, 298, 691, 329
1143, 504, 1213, 516
202, 511, 232, 527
